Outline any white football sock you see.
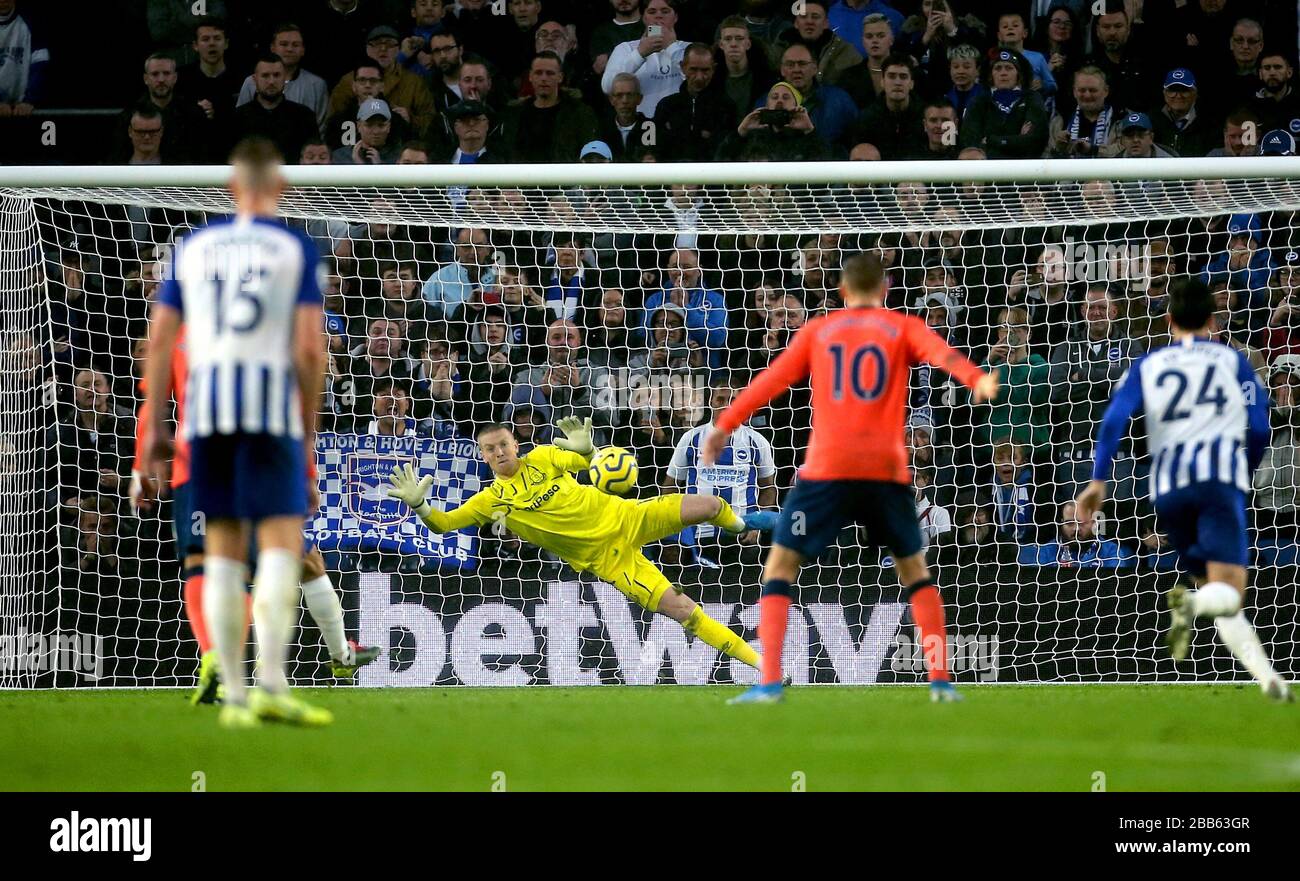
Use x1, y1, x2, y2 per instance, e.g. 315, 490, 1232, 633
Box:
1189, 581, 1241, 618
203, 555, 250, 706
301, 574, 349, 664
252, 548, 302, 695
1215, 612, 1280, 687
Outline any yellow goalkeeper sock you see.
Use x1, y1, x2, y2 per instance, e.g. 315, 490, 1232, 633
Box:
684, 605, 760, 669
708, 498, 747, 534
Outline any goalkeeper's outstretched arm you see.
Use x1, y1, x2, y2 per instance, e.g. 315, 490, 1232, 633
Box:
551, 416, 596, 467
387, 463, 488, 533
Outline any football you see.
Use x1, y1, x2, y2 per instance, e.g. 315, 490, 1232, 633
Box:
588, 446, 639, 495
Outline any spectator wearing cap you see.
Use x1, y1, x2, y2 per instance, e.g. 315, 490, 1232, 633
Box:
329, 25, 437, 143
1202, 212, 1274, 319
324, 59, 412, 150
653, 43, 736, 161
331, 98, 402, 164
602, 0, 689, 118
1248, 49, 1300, 136
713, 16, 778, 124
227, 54, 320, 161
300, 0, 386, 86
1046, 65, 1120, 158
0, 0, 48, 116
1022, 502, 1132, 568
1150, 67, 1217, 158
772, 0, 862, 89
1207, 108, 1261, 157
599, 73, 654, 160
498, 52, 599, 163
827, 0, 904, 58
579, 140, 612, 162
641, 248, 727, 368
1116, 111, 1177, 158
995, 11, 1056, 100
958, 48, 1048, 160
236, 24, 329, 137
177, 18, 242, 133
719, 80, 832, 162
1081, 6, 1155, 114
1259, 129, 1295, 156
441, 100, 496, 163
849, 54, 927, 160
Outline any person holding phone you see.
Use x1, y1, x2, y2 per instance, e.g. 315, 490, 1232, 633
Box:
601, 0, 689, 117
717, 81, 831, 162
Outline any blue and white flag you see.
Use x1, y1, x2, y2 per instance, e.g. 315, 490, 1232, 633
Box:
308, 433, 489, 569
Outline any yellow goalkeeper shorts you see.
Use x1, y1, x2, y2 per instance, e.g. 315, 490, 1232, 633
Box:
590, 494, 688, 612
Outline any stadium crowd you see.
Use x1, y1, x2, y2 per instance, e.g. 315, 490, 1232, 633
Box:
8, 0, 1300, 578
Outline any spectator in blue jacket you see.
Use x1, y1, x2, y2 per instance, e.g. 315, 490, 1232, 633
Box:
1201, 213, 1274, 320
1020, 501, 1134, 568
641, 248, 727, 368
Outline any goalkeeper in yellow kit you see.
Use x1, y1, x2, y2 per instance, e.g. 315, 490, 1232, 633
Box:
386, 417, 774, 670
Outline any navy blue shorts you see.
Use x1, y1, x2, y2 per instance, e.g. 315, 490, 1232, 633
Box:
1153, 481, 1249, 577
170, 481, 205, 563
774, 478, 923, 561
189, 432, 308, 522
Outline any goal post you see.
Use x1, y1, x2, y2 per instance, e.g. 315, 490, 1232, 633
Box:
2, 158, 1298, 688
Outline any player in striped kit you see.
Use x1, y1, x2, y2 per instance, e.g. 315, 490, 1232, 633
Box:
130, 322, 377, 708
141, 138, 331, 728
1076, 278, 1292, 701
705, 253, 1000, 704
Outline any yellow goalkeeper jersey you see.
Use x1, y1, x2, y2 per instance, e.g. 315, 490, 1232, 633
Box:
421, 445, 632, 571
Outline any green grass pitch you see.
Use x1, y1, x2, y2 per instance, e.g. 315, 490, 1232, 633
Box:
2, 685, 1297, 791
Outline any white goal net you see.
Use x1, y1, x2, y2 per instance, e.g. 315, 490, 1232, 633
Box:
2, 159, 1298, 688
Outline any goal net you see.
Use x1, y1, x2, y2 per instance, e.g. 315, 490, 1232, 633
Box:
3, 159, 1298, 688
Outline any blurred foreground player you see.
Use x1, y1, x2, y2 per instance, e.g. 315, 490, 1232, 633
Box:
142, 137, 331, 728
703, 252, 1000, 703
1076, 277, 1292, 701
131, 322, 377, 708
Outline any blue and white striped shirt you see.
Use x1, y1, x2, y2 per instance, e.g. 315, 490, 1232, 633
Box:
668, 424, 775, 539
157, 216, 322, 441
1092, 336, 1271, 500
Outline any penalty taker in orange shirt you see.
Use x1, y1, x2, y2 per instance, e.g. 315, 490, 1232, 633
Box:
703, 252, 1000, 703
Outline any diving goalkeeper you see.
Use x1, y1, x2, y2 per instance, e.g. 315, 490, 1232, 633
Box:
386, 418, 776, 670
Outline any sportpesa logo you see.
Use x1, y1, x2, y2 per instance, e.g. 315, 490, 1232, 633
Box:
526, 483, 561, 510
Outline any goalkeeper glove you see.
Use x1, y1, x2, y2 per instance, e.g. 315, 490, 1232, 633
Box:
553, 416, 595, 456
386, 462, 434, 517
